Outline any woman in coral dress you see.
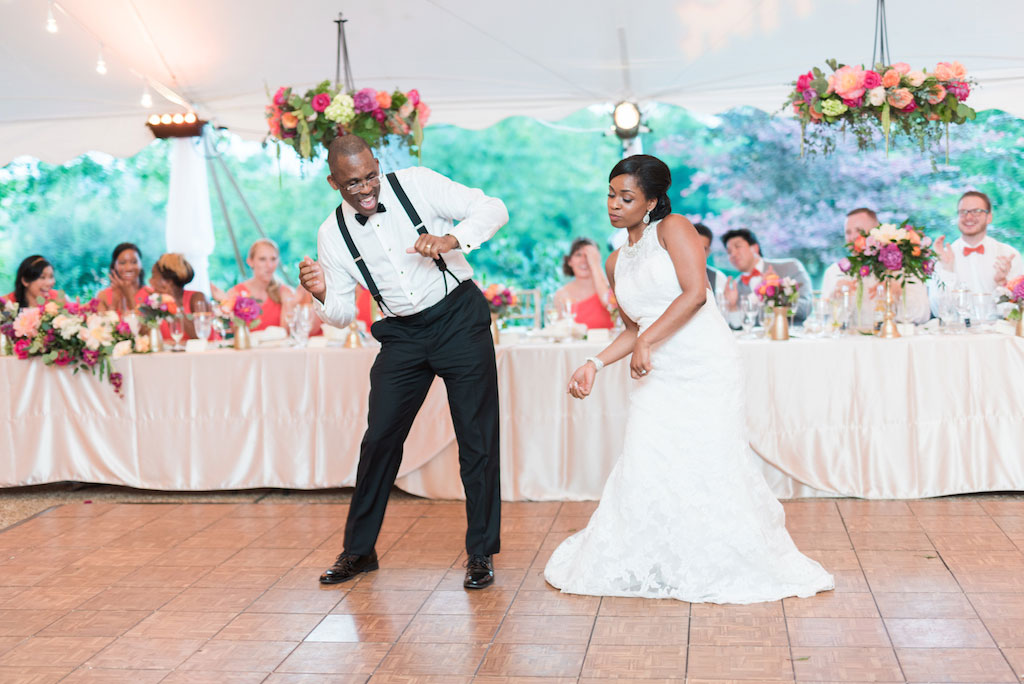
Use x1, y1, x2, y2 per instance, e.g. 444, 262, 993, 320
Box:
553, 238, 614, 329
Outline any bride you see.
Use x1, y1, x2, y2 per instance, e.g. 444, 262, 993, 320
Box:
544, 155, 834, 604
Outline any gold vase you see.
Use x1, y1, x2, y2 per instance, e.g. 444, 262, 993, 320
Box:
877, 280, 901, 339
147, 326, 163, 353
1016, 312, 1024, 338
233, 324, 251, 350
490, 312, 500, 345
769, 306, 789, 341
344, 321, 362, 348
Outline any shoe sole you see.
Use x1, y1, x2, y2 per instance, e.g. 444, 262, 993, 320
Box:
463, 575, 494, 590
319, 561, 379, 585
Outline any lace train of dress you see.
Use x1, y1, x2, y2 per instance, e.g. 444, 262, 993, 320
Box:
544, 220, 834, 603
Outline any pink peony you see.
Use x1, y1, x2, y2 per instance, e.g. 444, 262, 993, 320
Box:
273, 87, 288, 106
14, 338, 30, 359
12, 307, 42, 338
933, 62, 953, 82
407, 89, 420, 106
796, 71, 814, 91
415, 102, 431, 126
311, 93, 331, 112
353, 88, 378, 113
905, 70, 926, 88
891, 62, 911, 75
949, 61, 967, 80
928, 84, 947, 105
863, 70, 882, 89
832, 65, 866, 100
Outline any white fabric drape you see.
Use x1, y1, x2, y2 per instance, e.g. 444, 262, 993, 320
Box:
3, 335, 1024, 499
164, 136, 215, 296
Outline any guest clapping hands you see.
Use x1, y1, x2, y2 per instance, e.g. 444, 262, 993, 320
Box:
96, 243, 147, 314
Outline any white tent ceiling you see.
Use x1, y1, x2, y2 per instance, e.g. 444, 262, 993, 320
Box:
3, 0, 1024, 165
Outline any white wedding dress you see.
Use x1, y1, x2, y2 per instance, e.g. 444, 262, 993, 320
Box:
544, 220, 834, 603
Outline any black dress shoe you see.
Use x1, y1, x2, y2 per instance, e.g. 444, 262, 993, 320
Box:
319, 551, 378, 585
463, 554, 494, 589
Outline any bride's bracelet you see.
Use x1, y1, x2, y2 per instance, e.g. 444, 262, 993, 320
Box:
584, 356, 605, 372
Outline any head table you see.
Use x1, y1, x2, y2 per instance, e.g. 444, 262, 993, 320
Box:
2, 332, 1023, 500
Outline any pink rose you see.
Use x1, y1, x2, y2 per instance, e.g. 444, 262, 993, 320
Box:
863, 70, 882, 89
948, 81, 970, 101
891, 62, 911, 75
949, 61, 967, 80
796, 71, 814, 91
860, 265, 871, 277
14, 338, 30, 360
415, 102, 431, 126
882, 69, 901, 88
311, 93, 331, 113
398, 101, 414, 118
832, 65, 866, 100
933, 63, 953, 82
903, 98, 918, 113
375, 91, 392, 109
887, 88, 914, 109
372, 109, 387, 123
905, 70, 926, 88
273, 87, 287, 106
406, 89, 420, 106
927, 84, 947, 105
842, 96, 863, 108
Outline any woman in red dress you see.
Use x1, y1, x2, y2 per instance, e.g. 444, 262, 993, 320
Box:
96, 243, 148, 314
225, 239, 293, 331
553, 238, 614, 329
148, 253, 208, 340
5, 255, 59, 307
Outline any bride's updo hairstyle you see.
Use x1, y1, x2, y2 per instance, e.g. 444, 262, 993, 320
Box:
609, 154, 672, 221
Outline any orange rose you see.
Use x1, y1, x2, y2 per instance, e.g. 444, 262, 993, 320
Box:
375, 91, 392, 109
881, 69, 901, 88
281, 112, 298, 129
887, 88, 914, 109
949, 61, 967, 80
926, 113, 941, 121
808, 106, 823, 121
927, 84, 947, 105
933, 62, 953, 82
854, 235, 866, 253
912, 246, 922, 256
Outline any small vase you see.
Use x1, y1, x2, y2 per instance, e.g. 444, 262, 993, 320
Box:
343, 321, 362, 349
877, 280, 901, 339
233, 324, 251, 350
769, 306, 789, 341
490, 312, 500, 345
147, 326, 163, 353
1016, 312, 1024, 338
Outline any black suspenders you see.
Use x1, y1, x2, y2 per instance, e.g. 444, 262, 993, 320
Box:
333, 172, 460, 317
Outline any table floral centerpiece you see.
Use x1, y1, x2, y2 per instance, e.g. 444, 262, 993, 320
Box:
998, 275, 1024, 337
480, 283, 518, 344
838, 221, 937, 338
754, 272, 801, 340
217, 291, 262, 350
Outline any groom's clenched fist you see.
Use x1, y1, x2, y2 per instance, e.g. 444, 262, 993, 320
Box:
299, 256, 326, 303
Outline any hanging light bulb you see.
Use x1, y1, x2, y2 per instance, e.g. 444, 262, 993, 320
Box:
148, 114, 161, 126
95, 48, 107, 76
45, 3, 58, 33
184, 112, 197, 124
140, 85, 153, 108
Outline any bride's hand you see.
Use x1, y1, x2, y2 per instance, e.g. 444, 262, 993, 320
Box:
630, 338, 653, 379
567, 363, 596, 399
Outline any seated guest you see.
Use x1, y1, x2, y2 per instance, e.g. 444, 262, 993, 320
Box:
929, 190, 1023, 315
721, 228, 812, 326
149, 253, 207, 340
225, 238, 294, 331
553, 237, 614, 329
6, 255, 59, 307
693, 222, 726, 299
820, 208, 930, 326
96, 243, 148, 314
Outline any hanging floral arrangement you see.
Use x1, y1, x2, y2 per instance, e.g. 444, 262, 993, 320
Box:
785, 59, 976, 159
265, 80, 430, 160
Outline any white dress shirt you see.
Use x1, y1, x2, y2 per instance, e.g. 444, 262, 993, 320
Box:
928, 234, 1024, 314
821, 261, 931, 325
314, 166, 508, 327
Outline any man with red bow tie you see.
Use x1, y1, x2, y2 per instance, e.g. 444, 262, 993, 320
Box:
721, 228, 812, 328
928, 191, 1023, 317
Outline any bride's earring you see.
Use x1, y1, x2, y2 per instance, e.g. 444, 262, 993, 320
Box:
642, 211, 651, 225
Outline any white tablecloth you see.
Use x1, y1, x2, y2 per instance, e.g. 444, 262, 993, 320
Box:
4, 333, 1024, 500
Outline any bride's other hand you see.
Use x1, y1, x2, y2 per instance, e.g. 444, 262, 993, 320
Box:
630, 337, 653, 379
567, 364, 596, 399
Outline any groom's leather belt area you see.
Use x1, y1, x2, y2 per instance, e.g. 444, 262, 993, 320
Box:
384, 280, 476, 328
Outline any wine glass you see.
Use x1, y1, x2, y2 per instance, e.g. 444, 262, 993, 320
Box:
168, 314, 185, 351
292, 305, 312, 346
193, 313, 212, 343
741, 296, 758, 337
938, 292, 958, 333
952, 287, 972, 332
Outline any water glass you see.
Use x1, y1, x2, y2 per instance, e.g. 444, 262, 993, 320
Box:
168, 314, 185, 351
193, 313, 212, 342
741, 296, 758, 337
952, 288, 972, 331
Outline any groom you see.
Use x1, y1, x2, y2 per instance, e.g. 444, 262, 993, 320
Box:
299, 135, 508, 589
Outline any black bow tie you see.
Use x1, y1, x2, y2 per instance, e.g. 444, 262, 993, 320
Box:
354, 203, 386, 225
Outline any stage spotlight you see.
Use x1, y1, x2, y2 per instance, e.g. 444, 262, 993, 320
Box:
147, 113, 206, 138
612, 101, 642, 139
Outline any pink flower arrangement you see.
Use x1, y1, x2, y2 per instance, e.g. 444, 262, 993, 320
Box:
480, 283, 519, 315
843, 221, 937, 288
266, 81, 430, 160
998, 275, 1024, 322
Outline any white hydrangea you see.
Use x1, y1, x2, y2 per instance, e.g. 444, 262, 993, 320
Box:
324, 93, 356, 125
52, 313, 83, 340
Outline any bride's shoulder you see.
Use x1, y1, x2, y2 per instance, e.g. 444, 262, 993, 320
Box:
654, 214, 696, 244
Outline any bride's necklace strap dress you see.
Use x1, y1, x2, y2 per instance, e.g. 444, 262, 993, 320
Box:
622, 220, 658, 258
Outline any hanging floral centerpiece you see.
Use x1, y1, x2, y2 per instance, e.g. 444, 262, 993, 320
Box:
785, 59, 976, 159
266, 80, 430, 160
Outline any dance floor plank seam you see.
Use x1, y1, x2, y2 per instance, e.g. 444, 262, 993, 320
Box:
0, 494, 1023, 682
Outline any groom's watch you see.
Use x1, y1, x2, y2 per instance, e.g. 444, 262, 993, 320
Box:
584, 356, 605, 372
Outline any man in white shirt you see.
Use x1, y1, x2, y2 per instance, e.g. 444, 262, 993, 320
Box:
693, 222, 726, 299
300, 135, 509, 590
820, 208, 931, 327
721, 228, 812, 327
929, 190, 1024, 316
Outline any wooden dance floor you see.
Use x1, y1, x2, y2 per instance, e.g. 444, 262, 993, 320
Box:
0, 494, 1023, 682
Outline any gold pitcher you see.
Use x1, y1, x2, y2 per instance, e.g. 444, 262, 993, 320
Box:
768, 306, 789, 341
233, 324, 251, 350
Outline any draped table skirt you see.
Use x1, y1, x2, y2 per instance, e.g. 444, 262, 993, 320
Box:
3, 333, 1023, 500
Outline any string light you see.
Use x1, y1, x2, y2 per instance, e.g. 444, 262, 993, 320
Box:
95, 47, 107, 75
184, 112, 197, 124
148, 114, 160, 125
141, 86, 153, 108
45, 2, 58, 33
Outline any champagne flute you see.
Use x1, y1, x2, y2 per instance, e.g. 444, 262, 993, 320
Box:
168, 314, 185, 351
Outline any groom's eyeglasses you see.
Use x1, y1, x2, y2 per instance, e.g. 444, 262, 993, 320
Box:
342, 173, 381, 193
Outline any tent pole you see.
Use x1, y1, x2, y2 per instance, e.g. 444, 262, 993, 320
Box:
206, 157, 247, 279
